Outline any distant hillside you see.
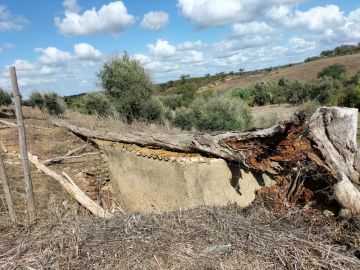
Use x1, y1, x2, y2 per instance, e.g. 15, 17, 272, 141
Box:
156, 52, 360, 95
204, 53, 360, 92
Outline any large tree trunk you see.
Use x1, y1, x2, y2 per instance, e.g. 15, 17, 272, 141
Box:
52, 107, 360, 214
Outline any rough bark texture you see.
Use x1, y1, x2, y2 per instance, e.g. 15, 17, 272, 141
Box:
309, 107, 360, 213
52, 107, 360, 214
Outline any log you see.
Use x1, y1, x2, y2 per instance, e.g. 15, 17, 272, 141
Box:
0, 152, 17, 223
0, 119, 17, 127
309, 107, 360, 213
42, 143, 91, 166
28, 152, 113, 218
53, 107, 360, 214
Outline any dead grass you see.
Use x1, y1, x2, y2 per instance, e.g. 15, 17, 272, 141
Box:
205, 53, 360, 92
0, 200, 359, 270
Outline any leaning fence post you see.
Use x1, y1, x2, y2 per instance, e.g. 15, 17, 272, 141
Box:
0, 150, 17, 223
9, 66, 36, 223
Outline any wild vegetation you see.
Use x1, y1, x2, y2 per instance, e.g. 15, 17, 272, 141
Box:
305, 42, 360, 62
11, 43, 359, 133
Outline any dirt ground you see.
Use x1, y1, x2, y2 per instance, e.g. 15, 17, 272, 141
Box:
0, 117, 113, 227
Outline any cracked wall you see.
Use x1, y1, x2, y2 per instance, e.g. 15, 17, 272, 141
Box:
99, 141, 275, 213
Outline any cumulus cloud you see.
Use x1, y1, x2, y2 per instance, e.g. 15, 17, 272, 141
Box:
0, 5, 29, 31
267, 5, 344, 31
177, 40, 205, 51
2, 43, 105, 95
141, 11, 169, 31
147, 39, 176, 56
232, 21, 273, 36
74, 43, 102, 61
176, 0, 303, 27
35, 47, 72, 64
62, 0, 82, 13
289, 36, 316, 53
55, 1, 135, 36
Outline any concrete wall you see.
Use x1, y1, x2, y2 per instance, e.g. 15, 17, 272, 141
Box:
100, 142, 274, 213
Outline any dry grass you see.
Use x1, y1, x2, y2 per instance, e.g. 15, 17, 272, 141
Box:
1, 200, 359, 270
206, 53, 360, 92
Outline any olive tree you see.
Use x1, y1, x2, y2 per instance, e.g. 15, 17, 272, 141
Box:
97, 52, 154, 123
0, 88, 12, 106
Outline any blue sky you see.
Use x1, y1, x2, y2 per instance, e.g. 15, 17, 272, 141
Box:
0, 0, 360, 97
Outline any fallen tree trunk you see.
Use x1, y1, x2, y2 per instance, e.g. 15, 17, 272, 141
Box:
53, 107, 360, 214
28, 152, 113, 218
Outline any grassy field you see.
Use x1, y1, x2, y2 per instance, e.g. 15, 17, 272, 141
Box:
199, 53, 360, 92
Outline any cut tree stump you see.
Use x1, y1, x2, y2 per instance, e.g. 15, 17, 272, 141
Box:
52, 107, 360, 214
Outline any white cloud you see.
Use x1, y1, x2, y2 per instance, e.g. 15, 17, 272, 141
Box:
348, 8, 360, 22
232, 21, 273, 36
63, 0, 82, 13
141, 11, 169, 31
35, 47, 72, 64
0, 5, 29, 31
177, 0, 303, 27
74, 43, 102, 61
289, 37, 316, 53
268, 5, 344, 31
177, 40, 205, 50
55, 1, 135, 36
147, 39, 176, 56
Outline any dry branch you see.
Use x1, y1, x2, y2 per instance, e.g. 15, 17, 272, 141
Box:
0, 119, 17, 127
28, 152, 113, 218
42, 143, 93, 166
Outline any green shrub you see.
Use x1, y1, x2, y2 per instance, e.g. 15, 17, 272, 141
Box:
0, 88, 12, 106
97, 52, 153, 123
253, 82, 273, 106
43, 92, 66, 115
229, 87, 255, 106
317, 63, 347, 80
141, 98, 165, 124
176, 83, 197, 107
28, 91, 44, 109
83, 93, 110, 116
191, 97, 252, 132
172, 108, 194, 130
160, 95, 184, 110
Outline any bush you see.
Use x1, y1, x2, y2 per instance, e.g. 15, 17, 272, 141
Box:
172, 108, 194, 130
0, 88, 12, 106
160, 95, 184, 110
191, 97, 252, 132
83, 93, 111, 116
317, 64, 347, 80
97, 52, 153, 123
140, 98, 165, 124
28, 91, 44, 109
43, 92, 66, 115
229, 87, 255, 106
176, 83, 197, 107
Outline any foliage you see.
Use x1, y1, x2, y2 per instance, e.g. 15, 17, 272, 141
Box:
97, 52, 153, 123
29, 91, 44, 109
172, 108, 195, 130
190, 97, 252, 132
0, 88, 12, 106
176, 83, 197, 107
317, 63, 347, 80
83, 93, 111, 116
43, 92, 66, 115
140, 98, 165, 124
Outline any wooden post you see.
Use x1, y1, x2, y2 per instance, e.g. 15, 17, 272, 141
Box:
9, 66, 36, 223
0, 151, 17, 223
